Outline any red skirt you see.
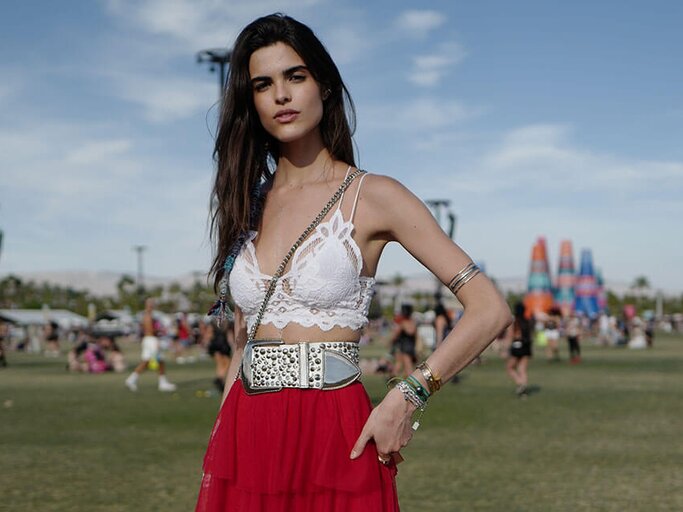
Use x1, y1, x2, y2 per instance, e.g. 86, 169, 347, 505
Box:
196, 379, 400, 511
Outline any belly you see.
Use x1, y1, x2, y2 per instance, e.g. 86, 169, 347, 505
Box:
255, 323, 360, 343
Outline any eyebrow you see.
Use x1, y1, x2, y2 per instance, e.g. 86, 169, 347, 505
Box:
251, 65, 309, 83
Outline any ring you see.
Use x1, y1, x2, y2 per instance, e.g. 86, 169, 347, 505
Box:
377, 454, 391, 465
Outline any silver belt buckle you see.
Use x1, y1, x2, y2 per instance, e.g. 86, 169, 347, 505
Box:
320, 345, 362, 390
241, 339, 284, 395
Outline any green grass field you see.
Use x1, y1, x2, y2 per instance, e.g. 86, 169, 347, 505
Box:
2, 334, 682, 511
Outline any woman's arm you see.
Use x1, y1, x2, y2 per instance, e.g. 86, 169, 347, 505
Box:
220, 306, 247, 407
351, 175, 512, 460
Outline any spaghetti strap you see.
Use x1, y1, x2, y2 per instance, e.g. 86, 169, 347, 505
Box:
350, 172, 367, 222
336, 166, 353, 211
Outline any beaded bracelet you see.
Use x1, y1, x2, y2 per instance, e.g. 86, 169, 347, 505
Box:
395, 380, 428, 431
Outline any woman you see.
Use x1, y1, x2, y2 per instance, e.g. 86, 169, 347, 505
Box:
196, 14, 511, 511
391, 304, 417, 378
566, 313, 582, 363
433, 302, 452, 348
206, 319, 233, 392
506, 302, 532, 397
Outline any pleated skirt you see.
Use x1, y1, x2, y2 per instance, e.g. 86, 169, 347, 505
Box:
195, 379, 400, 511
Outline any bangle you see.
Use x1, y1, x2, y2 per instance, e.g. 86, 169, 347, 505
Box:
396, 380, 426, 410
406, 375, 430, 402
447, 262, 480, 295
417, 361, 442, 394
395, 380, 427, 431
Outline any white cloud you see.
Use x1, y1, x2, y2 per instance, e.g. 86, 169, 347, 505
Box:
102, 71, 217, 123
409, 41, 467, 87
0, 119, 214, 275
105, 0, 324, 51
395, 9, 446, 38
449, 123, 683, 203
324, 24, 370, 65
65, 139, 133, 165
361, 96, 478, 144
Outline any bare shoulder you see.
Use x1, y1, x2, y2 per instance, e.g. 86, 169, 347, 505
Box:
358, 172, 432, 239
359, 173, 413, 204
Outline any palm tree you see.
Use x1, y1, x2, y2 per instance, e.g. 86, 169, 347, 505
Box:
392, 273, 405, 313
630, 276, 650, 299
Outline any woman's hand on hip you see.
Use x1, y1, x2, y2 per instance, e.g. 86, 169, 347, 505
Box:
349, 387, 416, 460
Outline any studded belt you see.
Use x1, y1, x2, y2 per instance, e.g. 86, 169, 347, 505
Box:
240, 340, 362, 395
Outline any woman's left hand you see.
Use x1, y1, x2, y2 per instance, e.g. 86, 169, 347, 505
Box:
349, 387, 416, 463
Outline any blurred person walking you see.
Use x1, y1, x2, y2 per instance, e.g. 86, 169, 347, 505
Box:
506, 302, 533, 397
124, 298, 176, 392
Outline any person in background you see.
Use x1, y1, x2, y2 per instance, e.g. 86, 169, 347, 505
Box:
566, 313, 582, 364
391, 304, 417, 378
124, 298, 176, 392
645, 317, 655, 348
506, 302, 533, 397
44, 320, 60, 357
206, 319, 232, 392
433, 303, 452, 349
0, 319, 8, 368
545, 307, 562, 361
174, 312, 193, 363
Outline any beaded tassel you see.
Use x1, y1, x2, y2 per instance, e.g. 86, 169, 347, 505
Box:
208, 180, 267, 324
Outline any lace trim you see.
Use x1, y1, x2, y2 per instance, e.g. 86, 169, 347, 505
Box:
231, 208, 375, 332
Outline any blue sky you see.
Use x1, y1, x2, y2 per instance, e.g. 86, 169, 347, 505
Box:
1, 0, 682, 291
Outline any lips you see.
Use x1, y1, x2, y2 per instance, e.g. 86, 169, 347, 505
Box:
274, 109, 300, 123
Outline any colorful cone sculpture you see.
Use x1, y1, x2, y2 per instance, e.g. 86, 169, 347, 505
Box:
574, 249, 599, 318
538, 237, 553, 292
555, 240, 576, 317
524, 238, 554, 317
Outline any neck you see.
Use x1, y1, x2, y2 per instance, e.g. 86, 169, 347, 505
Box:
275, 129, 337, 186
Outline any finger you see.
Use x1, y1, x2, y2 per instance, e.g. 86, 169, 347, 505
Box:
350, 429, 372, 459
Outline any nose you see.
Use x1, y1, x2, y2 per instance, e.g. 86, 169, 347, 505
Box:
274, 80, 291, 105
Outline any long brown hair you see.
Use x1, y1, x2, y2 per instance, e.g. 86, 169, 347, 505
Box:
209, 13, 357, 290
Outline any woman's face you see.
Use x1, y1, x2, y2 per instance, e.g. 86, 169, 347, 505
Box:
249, 42, 325, 145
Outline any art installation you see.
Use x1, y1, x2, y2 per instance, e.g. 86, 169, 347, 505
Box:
555, 240, 576, 317
524, 238, 554, 317
574, 249, 600, 318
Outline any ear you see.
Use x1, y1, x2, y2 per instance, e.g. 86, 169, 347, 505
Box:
322, 88, 331, 101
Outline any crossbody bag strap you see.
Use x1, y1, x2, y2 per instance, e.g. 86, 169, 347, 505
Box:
247, 168, 366, 342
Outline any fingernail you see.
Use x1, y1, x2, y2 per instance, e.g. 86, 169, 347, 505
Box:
350, 450, 357, 459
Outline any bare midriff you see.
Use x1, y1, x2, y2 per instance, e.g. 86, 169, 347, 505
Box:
254, 323, 361, 344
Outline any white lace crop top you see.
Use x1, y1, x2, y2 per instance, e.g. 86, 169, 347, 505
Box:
229, 172, 375, 332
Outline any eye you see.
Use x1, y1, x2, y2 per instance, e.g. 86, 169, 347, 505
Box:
253, 81, 270, 92
290, 74, 306, 82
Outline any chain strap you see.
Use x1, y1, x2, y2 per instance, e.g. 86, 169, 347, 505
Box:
246, 169, 366, 343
